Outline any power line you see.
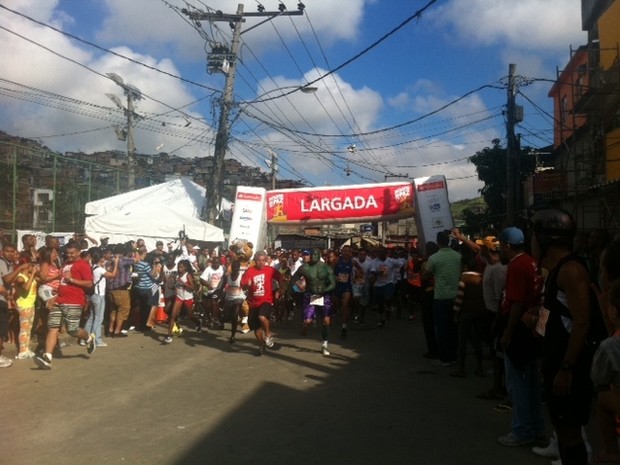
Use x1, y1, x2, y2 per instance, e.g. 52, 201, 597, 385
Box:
0, 3, 221, 94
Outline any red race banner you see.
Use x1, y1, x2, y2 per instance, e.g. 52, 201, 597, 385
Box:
266, 182, 415, 224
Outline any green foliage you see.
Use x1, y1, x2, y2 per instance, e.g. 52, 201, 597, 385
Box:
467, 140, 537, 232
450, 197, 488, 236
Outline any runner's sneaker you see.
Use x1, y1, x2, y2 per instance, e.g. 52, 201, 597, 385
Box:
86, 333, 97, 354
255, 346, 265, 357
34, 353, 52, 370
497, 432, 534, 447
265, 336, 274, 348
196, 322, 202, 333
15, 351, 35, 360
0, 355, 14, 368
322, 346, 331, 356
164, 336, 173, 344
532, 436, 559, 458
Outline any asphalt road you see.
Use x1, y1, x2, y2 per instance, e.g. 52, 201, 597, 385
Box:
1, 311, 555, 465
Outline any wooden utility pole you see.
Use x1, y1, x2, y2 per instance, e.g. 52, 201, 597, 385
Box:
182, 4, 304, 225
505, 64, 518, 225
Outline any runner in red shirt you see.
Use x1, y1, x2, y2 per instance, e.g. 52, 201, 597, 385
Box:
34, 241, 95, 369
241, 251, 277, 356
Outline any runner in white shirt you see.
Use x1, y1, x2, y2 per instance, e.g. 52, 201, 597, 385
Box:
223, 258, 246, 343
370, 247, 405, 327
199, 256, 225, 328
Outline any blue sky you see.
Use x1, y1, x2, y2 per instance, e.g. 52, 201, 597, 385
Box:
0, 0, 586, 200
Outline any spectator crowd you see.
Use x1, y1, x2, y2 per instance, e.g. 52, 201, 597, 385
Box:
1, 208, 620, 465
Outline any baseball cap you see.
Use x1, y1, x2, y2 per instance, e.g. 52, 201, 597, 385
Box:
192, 245, 200, 250
302, 249, 312, 255
475, 236, 500, 251
499, 227, 525, 246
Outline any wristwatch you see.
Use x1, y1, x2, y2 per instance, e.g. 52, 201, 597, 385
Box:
560, 360, 573, 370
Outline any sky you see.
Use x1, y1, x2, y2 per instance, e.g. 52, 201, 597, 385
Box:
0, 0, 587, 201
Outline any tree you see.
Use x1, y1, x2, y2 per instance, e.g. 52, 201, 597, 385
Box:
468, 139, 537, 231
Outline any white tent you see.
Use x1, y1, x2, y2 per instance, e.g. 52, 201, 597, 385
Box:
85, 177, 206, 217
84, 178, 225, 248
85, 205, 223, 247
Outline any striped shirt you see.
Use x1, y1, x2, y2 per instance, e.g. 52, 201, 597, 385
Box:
134, 260, 156, 290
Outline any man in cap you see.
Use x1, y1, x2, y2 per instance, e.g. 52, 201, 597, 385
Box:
497, 227, 545, 447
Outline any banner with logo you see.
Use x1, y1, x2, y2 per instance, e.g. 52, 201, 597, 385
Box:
266, 182, 414, 224
228, 186, 267, 249
413, 175, 453, 249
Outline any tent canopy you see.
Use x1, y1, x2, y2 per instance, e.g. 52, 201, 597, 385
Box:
85, 177, 206, 217
85, 205, 224, 246
84, 178, 225, 248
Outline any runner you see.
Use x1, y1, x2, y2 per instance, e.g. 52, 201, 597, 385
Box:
241, 251, 277, 356
288, 248, 336, 356
34, 241, 96, 369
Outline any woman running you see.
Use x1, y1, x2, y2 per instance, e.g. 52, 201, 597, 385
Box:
164, 260, 199, 344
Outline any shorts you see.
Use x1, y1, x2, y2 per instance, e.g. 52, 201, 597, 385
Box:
302, 293, 335, 321
373, 283, 395, 304
334, 283, 352, 298
48, 303, 83, 336
175, 297, 194, 311
223, 299, 244, 323
248, 302, 273, 331
0, 300, 8, 340
108, 289, 131, 320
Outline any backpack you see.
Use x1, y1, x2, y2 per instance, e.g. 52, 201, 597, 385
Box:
86, 265, 105, 296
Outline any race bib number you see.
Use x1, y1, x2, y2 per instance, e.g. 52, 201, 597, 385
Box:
310, 294, 324, 306
337, 272, 349, 283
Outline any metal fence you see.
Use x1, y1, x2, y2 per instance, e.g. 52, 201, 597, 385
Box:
0, 140, 165, 240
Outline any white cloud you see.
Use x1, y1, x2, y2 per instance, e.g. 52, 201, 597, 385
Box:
96, 0, 367, 59
431, 0, 586, 51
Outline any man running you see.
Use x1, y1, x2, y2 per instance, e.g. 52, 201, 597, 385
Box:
34, 241, 96, 369
241, 251, 277, 356
289, 248, 336, 356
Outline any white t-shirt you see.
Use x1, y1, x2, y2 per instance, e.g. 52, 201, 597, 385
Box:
200, 266, 225, 295
92, 265, 107, 296
370, 257, 405, 287
163, 263, 178, 298
175, 272, 194, 301
224, 273, 246, 301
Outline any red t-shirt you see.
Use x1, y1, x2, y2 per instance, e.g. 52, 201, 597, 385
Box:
57, 258, 93, 305
501, 253, 541, 315
241, 265, 276, 308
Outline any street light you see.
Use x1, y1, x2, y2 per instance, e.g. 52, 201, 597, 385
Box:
106, 72, 143, 191
241, 84, 318, 105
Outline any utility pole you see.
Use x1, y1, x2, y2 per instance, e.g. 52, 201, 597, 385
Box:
505, 63, 518, 225
182, 3, 305, 225
267, 148, 278, 190
106, 73, 142, 191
